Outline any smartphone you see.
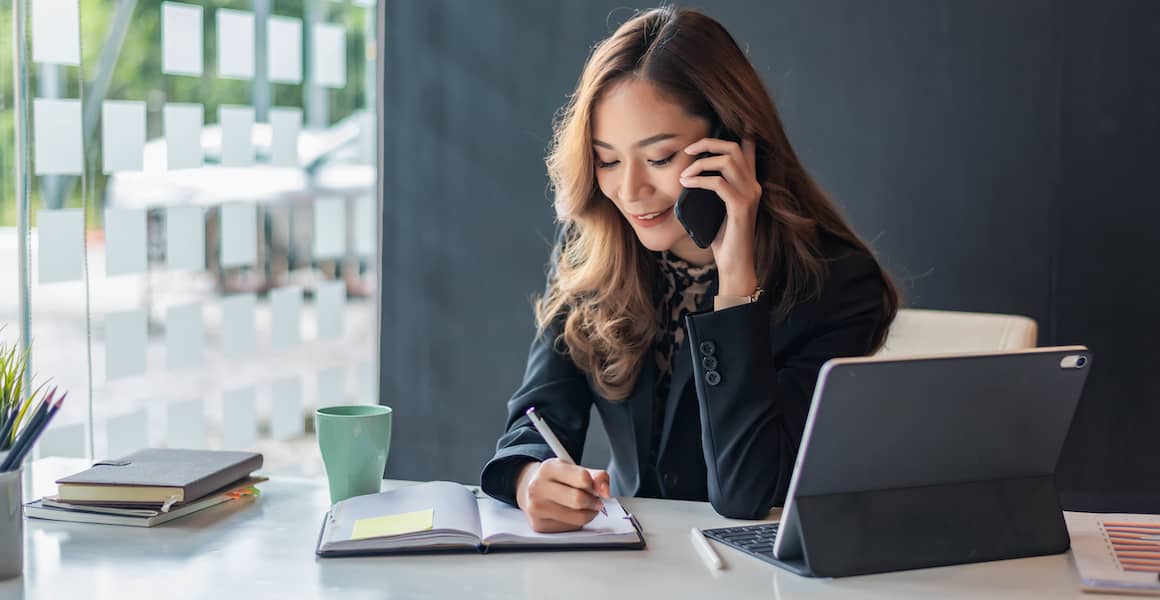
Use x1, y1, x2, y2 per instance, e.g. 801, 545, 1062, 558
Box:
674, 123, 738, 248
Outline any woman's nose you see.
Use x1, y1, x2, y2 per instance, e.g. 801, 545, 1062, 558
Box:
618, 161, 651, 204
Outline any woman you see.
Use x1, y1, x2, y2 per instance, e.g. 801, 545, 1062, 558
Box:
481, 6, 899, 530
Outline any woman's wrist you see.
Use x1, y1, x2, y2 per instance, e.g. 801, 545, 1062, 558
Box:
515, 461, 541, 508
718, 270, 759, 298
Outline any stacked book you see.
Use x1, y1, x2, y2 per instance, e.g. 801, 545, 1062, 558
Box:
25, 448, 265, 527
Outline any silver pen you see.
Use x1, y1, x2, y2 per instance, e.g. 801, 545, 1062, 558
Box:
526, 406, 607, 516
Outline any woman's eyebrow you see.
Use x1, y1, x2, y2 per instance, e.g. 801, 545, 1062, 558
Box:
593, 133, 679, 150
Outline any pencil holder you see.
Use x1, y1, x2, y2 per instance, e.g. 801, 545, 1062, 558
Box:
0, 461, 22, 580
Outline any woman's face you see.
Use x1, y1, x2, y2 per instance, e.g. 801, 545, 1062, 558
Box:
592, 78, 714, 264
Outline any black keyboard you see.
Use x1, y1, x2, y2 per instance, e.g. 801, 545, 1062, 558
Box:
702, 523, 781, 566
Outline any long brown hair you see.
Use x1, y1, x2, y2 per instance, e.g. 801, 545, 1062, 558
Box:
538, 6, 898, 400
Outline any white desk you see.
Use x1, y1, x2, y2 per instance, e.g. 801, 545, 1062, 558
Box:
0, 459, 1089, 599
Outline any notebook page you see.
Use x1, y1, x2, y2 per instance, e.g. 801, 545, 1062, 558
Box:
322, 481, 482, 552
478, 496, 639, 546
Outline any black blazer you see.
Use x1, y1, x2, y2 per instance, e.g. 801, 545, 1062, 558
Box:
480, 234, 890, 519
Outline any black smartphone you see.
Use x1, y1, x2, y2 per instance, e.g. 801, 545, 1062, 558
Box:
674, 123, 738, 248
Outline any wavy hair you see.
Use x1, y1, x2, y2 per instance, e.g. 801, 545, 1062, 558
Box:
537, 6, 899, 400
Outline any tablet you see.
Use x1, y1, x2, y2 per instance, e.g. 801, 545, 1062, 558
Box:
771, 345, 1091, 576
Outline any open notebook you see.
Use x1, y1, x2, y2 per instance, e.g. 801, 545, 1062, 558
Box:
316, 481, 644, 557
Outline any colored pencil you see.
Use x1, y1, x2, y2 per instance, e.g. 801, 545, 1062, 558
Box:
4, 390, 52, 455
0, 404, 19, 451
0, 393, 60, 471
6, 385, 53, 445
0, 392, 64, 471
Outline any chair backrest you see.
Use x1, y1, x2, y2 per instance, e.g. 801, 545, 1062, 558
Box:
875, 308, 1038, 358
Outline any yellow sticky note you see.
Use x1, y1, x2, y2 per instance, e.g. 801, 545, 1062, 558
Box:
350, 508, 434, 541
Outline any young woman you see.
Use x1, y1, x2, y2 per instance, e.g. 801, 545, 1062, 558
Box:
481, 6, 899, 531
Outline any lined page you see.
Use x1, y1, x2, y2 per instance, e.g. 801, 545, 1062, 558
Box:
479, 497, 638, 546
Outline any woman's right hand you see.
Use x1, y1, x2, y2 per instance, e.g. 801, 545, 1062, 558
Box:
515, 459, 611, 533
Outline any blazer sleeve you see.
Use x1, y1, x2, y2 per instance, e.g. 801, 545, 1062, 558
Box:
683, 252, 889, 519
479, 314, 594, 506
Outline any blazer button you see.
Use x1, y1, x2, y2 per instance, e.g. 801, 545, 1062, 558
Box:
705, 370, 721, 386
699, 341, 716, 356
701, 356, 718, 371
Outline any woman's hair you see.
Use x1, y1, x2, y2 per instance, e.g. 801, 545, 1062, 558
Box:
537, 6, 899, 400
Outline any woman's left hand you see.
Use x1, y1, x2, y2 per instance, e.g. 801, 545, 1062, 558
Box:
679, 136, 762, 297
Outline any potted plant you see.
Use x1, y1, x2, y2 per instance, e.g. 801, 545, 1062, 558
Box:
0, 333, 67, 579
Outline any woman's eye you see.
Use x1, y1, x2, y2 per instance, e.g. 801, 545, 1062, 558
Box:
595, 152, 675, 169
649, 152, 678, 167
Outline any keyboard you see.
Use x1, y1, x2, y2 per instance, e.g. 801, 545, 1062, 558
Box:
702, 523, 781, 566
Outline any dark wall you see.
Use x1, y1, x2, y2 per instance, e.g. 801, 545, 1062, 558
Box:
1054, 1, 1160, 510
380, 1, 1160, 510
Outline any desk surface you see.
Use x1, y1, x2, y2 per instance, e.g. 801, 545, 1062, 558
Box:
0, 458, 1089, 600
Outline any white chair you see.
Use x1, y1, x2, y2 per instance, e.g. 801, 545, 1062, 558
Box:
875, 308, 1038, 357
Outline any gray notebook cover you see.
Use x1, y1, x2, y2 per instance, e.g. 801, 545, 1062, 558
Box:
56, 448, 263, 502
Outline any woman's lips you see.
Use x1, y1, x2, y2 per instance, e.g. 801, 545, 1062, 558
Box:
631, 205, 673, 228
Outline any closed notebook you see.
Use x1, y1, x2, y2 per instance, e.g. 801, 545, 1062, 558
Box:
55, 448, 263, 506
316, 481, 645, 557
26, 477, 266, 527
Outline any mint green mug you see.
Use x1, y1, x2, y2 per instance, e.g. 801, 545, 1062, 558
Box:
315, 405, 392, 504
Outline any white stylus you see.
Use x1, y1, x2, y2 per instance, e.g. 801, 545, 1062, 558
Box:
526, 406, 576, 464
526, 406, 606, 516
691, 527, 725, 571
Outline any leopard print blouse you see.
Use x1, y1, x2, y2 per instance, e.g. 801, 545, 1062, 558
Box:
649, 251, 717, 463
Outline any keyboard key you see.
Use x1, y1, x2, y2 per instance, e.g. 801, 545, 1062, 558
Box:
703, 523, 783, 566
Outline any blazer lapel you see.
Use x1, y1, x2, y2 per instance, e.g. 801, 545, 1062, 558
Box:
654, 267, 716, 466
628, 355, 656, 475
627, 257, 664, 475
656, 336, 693, 460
